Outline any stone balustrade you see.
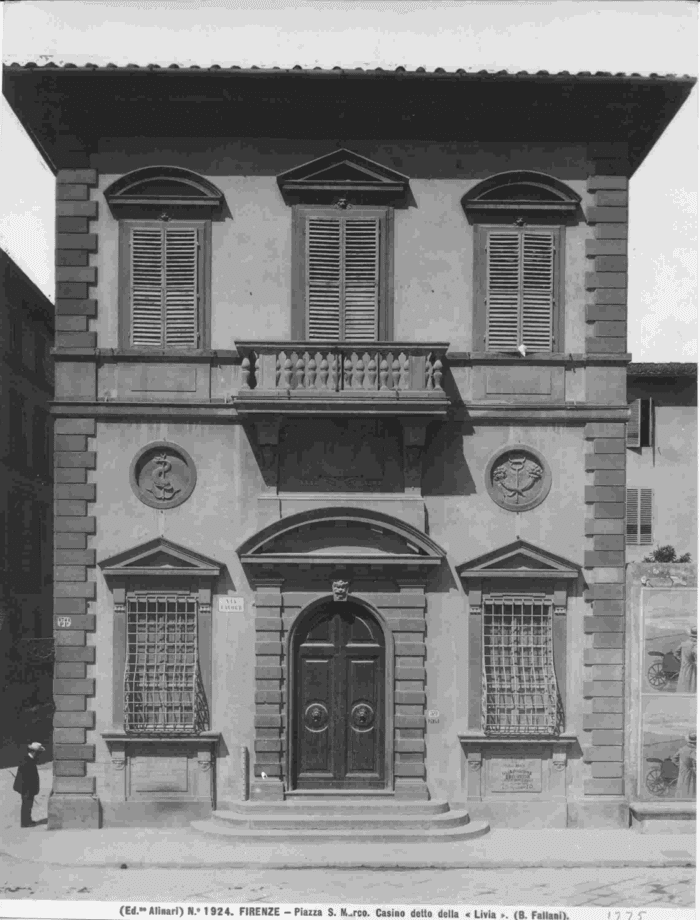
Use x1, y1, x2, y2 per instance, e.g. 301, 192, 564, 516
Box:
237, 342, 447, 394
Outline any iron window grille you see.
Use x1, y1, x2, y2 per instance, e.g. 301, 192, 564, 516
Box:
482, 594, 563, 735
124, 594, 208, 734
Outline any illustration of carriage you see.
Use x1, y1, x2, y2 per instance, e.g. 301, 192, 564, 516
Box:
647, 650, 681, 690
645, 756, 679, 796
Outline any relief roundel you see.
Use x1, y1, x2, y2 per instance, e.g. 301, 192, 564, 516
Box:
304, 702, 329, 732
485, 444, 551, 512
130, 441, 197, 510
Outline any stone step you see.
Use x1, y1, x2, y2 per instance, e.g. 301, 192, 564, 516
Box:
210, 806, 468, 831
219, 798, 450, 816
191, 817, 490, 844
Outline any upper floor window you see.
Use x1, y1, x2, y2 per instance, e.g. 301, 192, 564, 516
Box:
277, 149, 410, 342
627, 397, 654, 448
105, 167, 224, 351
464, 172, 580, 355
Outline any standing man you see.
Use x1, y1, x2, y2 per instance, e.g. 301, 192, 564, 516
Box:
13, 742, 45, 827
672, 732, 697, 799
675, 626, 697, 693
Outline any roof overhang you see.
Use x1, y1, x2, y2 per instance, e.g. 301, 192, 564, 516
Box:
2, 65, 695, 174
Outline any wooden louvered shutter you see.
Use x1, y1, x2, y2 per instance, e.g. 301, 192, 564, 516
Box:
307, 217, 342, 340
626, 488, 654, 544
626, 488, 639, 544
305, 213, 380, 341
343, 217, 379, 340
485, 228, 556, 352
486, 231, 520, 351
129, 224, 200, 348
639, 488, 653, 544
521, 231, 555, 351
164, 228, 199, 346
627, 399, 641, 447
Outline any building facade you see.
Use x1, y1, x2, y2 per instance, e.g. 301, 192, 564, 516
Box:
626, 363, 697, 563
2, 64, 694, 831
0, 249, 55, 727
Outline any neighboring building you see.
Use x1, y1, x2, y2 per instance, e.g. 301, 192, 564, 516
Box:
0, 248, 54, 721
626, 363, 697, 562
2, 63, 695, 833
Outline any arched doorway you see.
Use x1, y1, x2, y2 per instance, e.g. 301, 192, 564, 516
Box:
292, 600, 386, 790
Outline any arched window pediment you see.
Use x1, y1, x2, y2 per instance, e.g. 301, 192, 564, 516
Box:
105, 166, 224, 213
462, 171, 580, 221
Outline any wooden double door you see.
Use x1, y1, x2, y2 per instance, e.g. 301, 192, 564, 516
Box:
292, 601, 386, 789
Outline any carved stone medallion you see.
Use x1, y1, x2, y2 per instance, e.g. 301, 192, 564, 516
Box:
485, 445, 551, 512
130, 441, 197, 510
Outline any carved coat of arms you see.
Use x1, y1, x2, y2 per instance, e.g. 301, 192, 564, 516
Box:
487, 447, 551, 512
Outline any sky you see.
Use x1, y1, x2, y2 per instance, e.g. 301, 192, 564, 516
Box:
0, 0, 697, 361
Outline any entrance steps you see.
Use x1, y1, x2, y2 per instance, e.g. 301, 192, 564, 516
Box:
191, 798, 490, 843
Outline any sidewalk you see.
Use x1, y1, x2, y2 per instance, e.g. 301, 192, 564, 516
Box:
0, 767, 695, 870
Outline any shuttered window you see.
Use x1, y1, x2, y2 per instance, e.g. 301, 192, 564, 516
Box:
294, 207, 390, 341
626, 488, 653, 544
476, 226, 562, 352
125, 222, 203, 348
627, 398, 654, 448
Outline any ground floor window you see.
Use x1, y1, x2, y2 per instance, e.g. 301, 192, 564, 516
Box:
124, 594, 207, 733
482, 594, 562, 735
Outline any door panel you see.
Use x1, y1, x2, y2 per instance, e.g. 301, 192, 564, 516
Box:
293, 602, 385, 789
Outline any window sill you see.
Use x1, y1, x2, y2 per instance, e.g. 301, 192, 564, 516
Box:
102, 731, 221, 744
447, 351, 631, 364
457, 731, 578, 747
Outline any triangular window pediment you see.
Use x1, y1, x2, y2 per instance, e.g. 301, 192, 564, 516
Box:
277, 149, 410, 205
457, 540, 579, 581
99, 538, 222, 578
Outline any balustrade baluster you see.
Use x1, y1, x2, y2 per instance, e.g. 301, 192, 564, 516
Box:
398, 353, 410, 390
241, 355, 250, 390
391, 356, 401, 390
306, 355, 317, 389
433, 357, 444, 390
280, 354, 292, 389
318, 355, 329, 390
379, 357, 389, 390
295, 355, 305, 390
353, 355, 364, 389
366, 353, 377, 390
425, 354, 434, 390
343, 353, 353, 390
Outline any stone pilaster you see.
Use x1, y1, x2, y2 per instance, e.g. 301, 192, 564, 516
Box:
381, 579, 429, 800
582, 422, 626, 798
251, 579, 284, 800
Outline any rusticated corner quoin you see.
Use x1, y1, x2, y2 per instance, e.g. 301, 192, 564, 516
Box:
50, 415, 99, 825
582, 421, 626, 797
585, 144, 629, 357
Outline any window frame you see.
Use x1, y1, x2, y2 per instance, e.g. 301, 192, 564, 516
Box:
118, 218, 211, 352
291, 205, 394, 342
473, 222, 566, 354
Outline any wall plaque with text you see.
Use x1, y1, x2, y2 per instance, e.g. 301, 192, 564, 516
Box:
490, 757, 542, 793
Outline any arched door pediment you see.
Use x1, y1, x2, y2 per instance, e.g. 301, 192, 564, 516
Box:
237, 507, 444, 584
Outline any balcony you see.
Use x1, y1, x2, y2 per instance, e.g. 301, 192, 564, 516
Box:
234, 341, 450, 418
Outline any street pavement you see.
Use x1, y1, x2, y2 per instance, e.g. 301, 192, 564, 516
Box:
0, 764, 695, 909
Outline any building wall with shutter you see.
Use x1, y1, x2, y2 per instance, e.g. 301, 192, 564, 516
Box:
626, 377, 697, 562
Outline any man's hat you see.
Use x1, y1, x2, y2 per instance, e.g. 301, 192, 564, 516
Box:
28, 742, 45, 753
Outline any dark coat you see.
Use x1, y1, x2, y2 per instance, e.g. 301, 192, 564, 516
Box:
13, 754, 40, 796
